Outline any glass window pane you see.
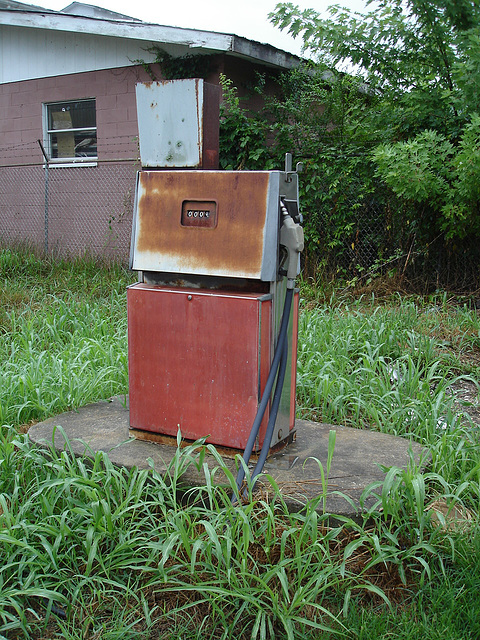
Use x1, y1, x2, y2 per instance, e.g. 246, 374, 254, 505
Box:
46, 99, 97, 160
50, 132, 97, 159
48, 100, 96, 130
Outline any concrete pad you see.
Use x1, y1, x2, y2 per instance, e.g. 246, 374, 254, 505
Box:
28, 397, 428, 519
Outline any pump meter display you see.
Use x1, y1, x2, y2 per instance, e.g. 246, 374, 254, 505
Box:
181, 201, 217, 228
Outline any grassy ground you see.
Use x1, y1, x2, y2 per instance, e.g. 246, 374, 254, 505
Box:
1, 248, 479, 639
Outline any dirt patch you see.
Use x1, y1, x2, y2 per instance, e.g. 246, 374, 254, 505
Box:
448, 378, 480, 427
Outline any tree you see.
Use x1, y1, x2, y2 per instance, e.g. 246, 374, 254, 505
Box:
271, 0, 479, 135
270, 0, 480, 241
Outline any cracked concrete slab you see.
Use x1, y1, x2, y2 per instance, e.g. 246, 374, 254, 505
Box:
28, 396, 428, 519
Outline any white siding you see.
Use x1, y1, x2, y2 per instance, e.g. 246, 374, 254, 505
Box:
0, 24, 158, 83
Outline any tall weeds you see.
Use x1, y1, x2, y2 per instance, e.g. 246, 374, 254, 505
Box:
0, 428, 446, 639
0, 248, 131, 426
297, 296, 480, 500
1, 249, 479, 638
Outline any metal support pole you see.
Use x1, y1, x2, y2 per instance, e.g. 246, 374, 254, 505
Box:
37, 140, 49, 254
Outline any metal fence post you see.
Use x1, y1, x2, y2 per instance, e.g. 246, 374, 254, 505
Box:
37, 140, 49, 253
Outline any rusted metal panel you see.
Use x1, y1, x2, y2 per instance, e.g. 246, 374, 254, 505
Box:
268, 286, 299, 446
127, 283, 273, 450
202, 82, 220, 170
289, 291, 300, 429
130, 170, 281, 280
135, 79, 219, 169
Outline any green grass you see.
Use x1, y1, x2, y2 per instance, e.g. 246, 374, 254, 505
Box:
297, 294, 480, 431
0, 427, 463, 640
0, 247, 133, 426
1, 247, 479, 639
297, 295, 480, 507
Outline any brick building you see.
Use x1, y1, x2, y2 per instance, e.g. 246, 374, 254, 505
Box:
0, 1, 300, 258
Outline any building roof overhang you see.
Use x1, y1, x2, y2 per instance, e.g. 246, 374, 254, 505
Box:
0, 5, 303, 70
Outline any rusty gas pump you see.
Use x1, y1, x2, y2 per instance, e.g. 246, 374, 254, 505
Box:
127, 79, 303, 485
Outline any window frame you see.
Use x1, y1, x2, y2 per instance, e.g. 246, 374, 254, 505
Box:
43, 98, 98, 168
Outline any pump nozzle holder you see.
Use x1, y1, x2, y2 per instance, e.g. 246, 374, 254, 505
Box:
280, 210, 304, 287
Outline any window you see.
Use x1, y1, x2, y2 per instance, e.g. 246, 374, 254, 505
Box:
44, 99, 97, 166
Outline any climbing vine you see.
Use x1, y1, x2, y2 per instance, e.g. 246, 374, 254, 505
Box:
135, 46, 216, 80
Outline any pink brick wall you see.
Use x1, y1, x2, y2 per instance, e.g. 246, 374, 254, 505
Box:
0, 162, 137, 259
46, 163, 137, 258
0, 165, 45, 248
0, 64, 156, 165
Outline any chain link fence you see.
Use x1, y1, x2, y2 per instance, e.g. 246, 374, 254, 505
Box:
304, 177, 480, 293
0, 138, 138, 261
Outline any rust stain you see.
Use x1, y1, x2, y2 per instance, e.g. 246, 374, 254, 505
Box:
143, 81, 171, 88
195, 78, 203, 167
135, 171, 271, 275
129, 426, 295, 457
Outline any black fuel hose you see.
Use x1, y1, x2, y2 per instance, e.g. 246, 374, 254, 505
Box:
249, 331, 288, 491
234, 286, 293, 497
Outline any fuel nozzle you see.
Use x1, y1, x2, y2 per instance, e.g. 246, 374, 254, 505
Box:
279, 199, 304, 289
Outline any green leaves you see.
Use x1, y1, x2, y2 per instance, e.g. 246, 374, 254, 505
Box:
271, 0, 477, 104
373, 130, 455, 203
269, 1, 480, 247
218, 74, 279, 173
373, 122, 480, 239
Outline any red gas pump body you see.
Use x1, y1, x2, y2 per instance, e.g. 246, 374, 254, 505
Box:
128, 283, 298, 450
